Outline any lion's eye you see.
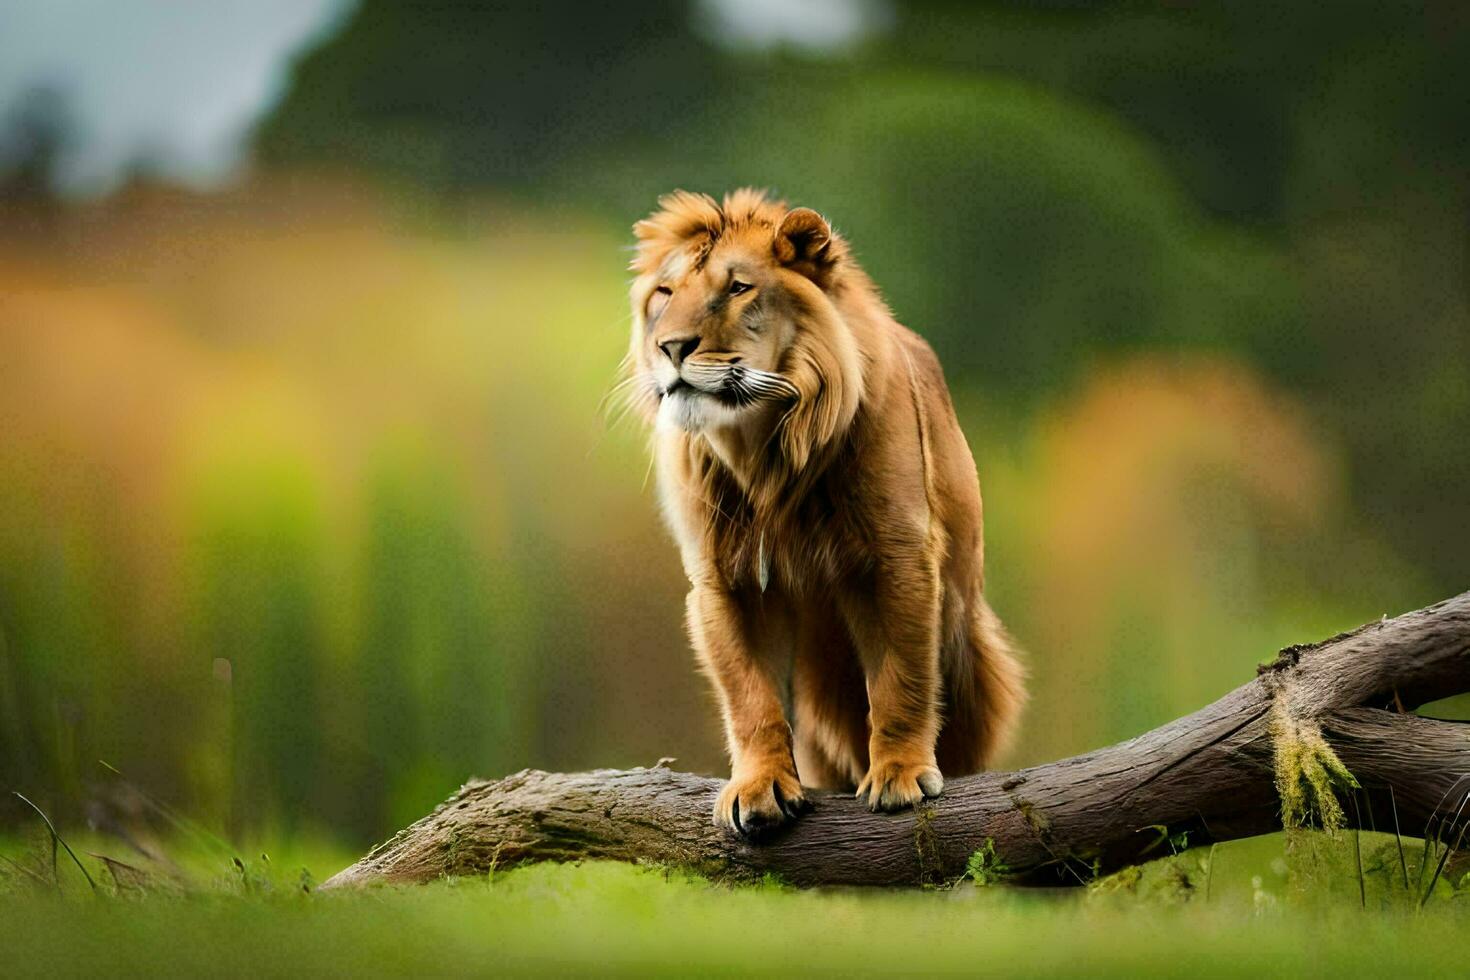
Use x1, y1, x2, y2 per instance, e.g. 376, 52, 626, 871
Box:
729, 280, 752, 296
647, 285, 672, 319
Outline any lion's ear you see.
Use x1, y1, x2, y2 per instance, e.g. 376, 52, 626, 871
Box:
774, 207, 832, 268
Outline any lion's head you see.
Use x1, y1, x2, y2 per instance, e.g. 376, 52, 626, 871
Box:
625, 189, 866, 472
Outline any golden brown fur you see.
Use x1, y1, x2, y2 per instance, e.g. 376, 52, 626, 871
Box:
624, 189, 1025, 834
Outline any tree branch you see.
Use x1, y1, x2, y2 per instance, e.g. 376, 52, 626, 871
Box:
323, 593, 1470, 889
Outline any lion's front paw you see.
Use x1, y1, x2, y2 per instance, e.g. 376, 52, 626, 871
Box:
714, 765, 811, 838
856, 757, 943, 812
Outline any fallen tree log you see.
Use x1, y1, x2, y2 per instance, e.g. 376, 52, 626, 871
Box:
324, 593, 1470, 889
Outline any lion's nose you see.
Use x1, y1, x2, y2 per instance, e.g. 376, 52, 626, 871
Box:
659, 336, 700, 366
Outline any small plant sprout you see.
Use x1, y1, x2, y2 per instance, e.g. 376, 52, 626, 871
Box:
964, 839, 1008, 886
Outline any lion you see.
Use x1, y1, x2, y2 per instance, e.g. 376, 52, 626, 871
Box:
623, 188, 1026, 835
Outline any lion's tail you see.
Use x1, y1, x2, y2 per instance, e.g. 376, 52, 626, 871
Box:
939, 593, 1028, 773
973, 596, 1027, 765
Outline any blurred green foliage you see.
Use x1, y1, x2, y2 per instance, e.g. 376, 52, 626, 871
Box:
261, 0, 1470, 583
0, 1, 1466, 847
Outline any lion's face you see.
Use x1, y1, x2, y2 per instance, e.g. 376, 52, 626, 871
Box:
635, 230, 797, 433
628, 190, 836, 435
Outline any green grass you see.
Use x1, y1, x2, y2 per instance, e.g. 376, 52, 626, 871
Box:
1, 833, 1466, 977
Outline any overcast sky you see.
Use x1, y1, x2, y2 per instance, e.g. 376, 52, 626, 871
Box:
0, 0, 888, 196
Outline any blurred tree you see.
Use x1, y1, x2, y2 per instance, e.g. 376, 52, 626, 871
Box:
256, 0, 725, 189
0, 83, 74, 208
884, 3, 1470, 222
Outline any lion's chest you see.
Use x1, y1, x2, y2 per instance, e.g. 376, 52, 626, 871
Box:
704, 488, 870, 595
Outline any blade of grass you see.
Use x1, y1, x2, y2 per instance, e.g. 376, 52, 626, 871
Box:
1418, 816, 1437, 896
1420, 788, 1470, 907
1387, 783, 1409, 889
1350, 791, 1366, 909
1417, 773, 1470, 897
12, 792, 97, 893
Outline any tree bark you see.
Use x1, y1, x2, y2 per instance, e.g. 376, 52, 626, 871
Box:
323, 593, 1470, 889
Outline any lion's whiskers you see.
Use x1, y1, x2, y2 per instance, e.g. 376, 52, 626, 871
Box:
737, 369, 798, 401
599, 369, 658, 432
680, 361, 799, 407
